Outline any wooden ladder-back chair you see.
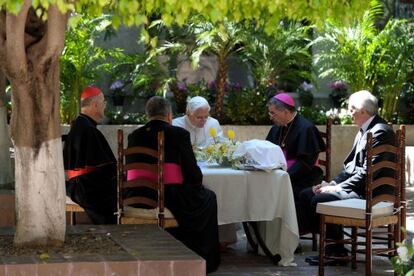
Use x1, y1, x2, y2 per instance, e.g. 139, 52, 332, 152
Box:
400, 131, 407, 241
317, 125, 405, 276
65, 196, 85, 225
117, 129, 178, 229
301, 118, 332, 251
318, 118, 332, 181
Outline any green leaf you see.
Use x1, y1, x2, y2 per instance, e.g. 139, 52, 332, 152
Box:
68, 14, 82, 29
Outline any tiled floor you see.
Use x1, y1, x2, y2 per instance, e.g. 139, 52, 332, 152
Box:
211, 187, 414, 275
211, 230, 394, 275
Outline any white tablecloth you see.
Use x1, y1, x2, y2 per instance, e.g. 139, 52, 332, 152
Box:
201, 165, 299, 265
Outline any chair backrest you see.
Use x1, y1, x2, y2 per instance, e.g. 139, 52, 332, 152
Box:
365, 125, 405, 222
318, 118, 332, 181
117, 129, 167, 228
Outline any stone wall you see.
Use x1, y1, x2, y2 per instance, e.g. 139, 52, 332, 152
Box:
62, 124, 414, 178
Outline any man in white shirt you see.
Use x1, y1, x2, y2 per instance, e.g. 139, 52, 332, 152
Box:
173, 96, 224, 148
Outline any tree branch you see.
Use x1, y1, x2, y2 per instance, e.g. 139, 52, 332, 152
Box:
5, 0, 32, 80
0, 11, 6, 74
39, 5, 68, 66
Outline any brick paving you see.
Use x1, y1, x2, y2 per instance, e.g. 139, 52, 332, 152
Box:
0, 225, 205, 275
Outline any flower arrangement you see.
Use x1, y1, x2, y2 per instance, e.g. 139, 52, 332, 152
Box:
392, 236, 414, 275
195, 128, 241, 167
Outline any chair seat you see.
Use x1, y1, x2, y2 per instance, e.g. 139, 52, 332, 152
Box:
124, 205, 175, 219
65, 196, 85, 212
316, 198, 393, 219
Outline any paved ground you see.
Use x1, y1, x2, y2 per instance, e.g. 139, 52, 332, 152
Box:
211, 187, 414, 275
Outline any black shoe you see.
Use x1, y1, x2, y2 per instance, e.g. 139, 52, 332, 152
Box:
307, 257, 348, 266
294, 244, 303, 254
305, 255, 318, 263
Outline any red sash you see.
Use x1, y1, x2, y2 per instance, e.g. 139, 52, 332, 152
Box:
66, 167, 97, 180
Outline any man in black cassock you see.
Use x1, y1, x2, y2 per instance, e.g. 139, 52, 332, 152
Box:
127, 96, 220, 273
266, 92, 325, 234
63, 86, 117, 224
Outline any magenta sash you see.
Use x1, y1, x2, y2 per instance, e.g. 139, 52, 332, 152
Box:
127, 163, 184, 185
283, 150, 296, 170
283, 149, 320, 170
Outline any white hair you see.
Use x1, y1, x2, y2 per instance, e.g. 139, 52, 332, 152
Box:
348, 90, 378, 116
186, 96, 210, 114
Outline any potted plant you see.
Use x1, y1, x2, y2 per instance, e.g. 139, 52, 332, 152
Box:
328, 81, 348, 108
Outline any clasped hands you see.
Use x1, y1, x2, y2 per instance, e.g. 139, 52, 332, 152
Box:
312, 180, 341, 194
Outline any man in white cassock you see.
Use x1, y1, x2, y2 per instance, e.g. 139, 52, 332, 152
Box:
173, 96, 224, 148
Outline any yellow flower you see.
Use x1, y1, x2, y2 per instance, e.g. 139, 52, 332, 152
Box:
209, 127, 217, 138
219, 144, 227, 154
227, 129, 235, 140
206, 146, 214, 154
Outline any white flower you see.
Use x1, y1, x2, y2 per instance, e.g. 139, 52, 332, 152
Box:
398, 245, 410, 262
301, 81, 314, 91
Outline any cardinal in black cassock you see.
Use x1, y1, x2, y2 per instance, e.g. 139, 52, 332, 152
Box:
63, 86, 117, 224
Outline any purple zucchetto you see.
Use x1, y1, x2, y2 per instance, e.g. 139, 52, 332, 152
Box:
273, 92, 295, 108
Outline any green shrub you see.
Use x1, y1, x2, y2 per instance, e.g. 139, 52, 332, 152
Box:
105, 110, 147, 125
225, 85, 273, 125
299, 106, 328, 125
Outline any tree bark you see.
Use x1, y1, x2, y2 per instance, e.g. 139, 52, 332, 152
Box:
214, 54, 227, 122
0, 2, 67, 246
0, 72, 13, 188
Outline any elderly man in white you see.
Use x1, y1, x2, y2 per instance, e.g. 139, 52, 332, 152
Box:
174, 96, 237, 249
173, 96, 224, 148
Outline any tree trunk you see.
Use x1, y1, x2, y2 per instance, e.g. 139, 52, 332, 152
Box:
0, 73, 13, 188
0, 2, 67, 246
214, 54, 227, 121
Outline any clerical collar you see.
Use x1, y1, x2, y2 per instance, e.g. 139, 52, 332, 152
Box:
285, 112, 297, 126
360, 115, 375, 133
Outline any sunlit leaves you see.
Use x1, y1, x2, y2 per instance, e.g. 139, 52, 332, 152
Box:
3, 0, 23, 14
1, 0, 374, 33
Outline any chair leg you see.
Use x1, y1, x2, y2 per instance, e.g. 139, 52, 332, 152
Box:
365, 226, 372, 276
69, 211, 74, 225
388, 225, 393, 252
312, 233, 317, 251
394, 222, 401, 256
319, 215, 326, 276
351, 226, 357, 270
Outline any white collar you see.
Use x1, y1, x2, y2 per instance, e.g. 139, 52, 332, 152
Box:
184, 115, 198, 130
361, 116, 375, 133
